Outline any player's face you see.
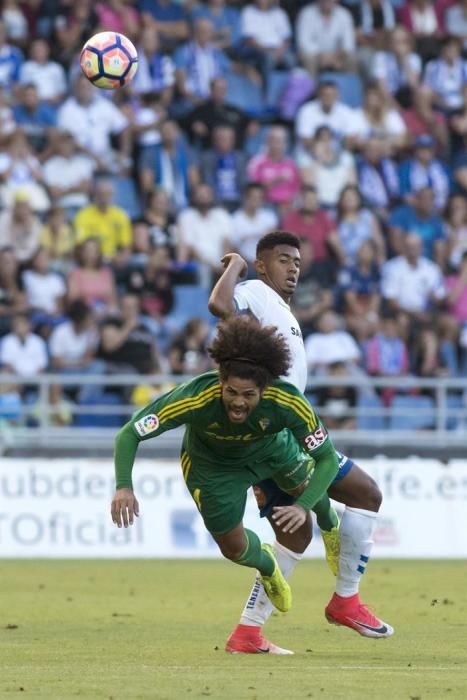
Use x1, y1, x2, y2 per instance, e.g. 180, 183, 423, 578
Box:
256, 245, 301, 301
221, 377, 262, 423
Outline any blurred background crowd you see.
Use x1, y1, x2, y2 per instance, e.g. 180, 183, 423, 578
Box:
0, 0, 466, 428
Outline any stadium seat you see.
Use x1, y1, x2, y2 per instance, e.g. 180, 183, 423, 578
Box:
170, 285, 215, 330
73, 394, 127, 428
225, 71, 264, 116
388, 395, 436, 431
446, 393, 466, 431
111, 176, 142, 220
357, 395, 386, 431
319, 72, 364, 108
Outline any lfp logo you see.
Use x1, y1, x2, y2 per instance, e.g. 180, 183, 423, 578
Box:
134, 413, 160, 436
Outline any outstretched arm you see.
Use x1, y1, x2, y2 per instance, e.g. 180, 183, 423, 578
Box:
111, 423, 141, 528
208, 253, 248, 319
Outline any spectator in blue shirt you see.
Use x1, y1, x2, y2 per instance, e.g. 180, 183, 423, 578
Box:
139, 0, 189, 52
423, 35, 467, 114
12, 83, 57, 152
191, 0, 241, 50
199, 124, 246, 210
389, 185, 446, 265
0, 19, 23, 92
357, 136, 400, 222
399, 134, 450, 212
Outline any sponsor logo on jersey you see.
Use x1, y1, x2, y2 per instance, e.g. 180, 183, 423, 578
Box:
258, 417, 270, 431
134, 413, 159, 436
205, 431, 257, 442
290, 326, 302, 338
304, 426, 327, 451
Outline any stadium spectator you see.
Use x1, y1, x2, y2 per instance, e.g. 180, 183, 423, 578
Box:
304, 310, 361, 373
297, 126, 356, 210
119, 244, 175, 321
52, 1, 99, 69
74, 179, 133, 260
95, 0, 140, 40
177, 183, 233, 285
445, 0, 467, 47
422, 35, 467, 113
191, 0, 241, 51
169, 318, 211, 374
353, 0, 396, 61
0, 246, 27, 336
0, 191, 41, 263
39, 207, 75, 275
336, 185, 386, 267
0, 312, 48, 377
12, 84, 57, 152
281, 185, 343, 265
139, 0, 189, 53
295, 81, 365, 148
398, 83, 448, 151
175, 18, 230, 105
1, 0, 28, 46
67, 238, 118, 316
131, 92, 166, 152
22, 247, 66, 323
247, 125, 301, 211
337, 239, 382, 342
230, 183, 278, 266
397, 0, 444, 62
381, 232, 446, 319
290, 238, 335, 338
399, 134, 450, 211
57, 76, 130, 172
365, 312, 410, 378
143, 189, 178, 251
0, 85, 15, 138
139, 119, 198, 211
200, 124, 246, 210
237, 0, 293, 89
445, 194, 467, 270
389, 185, 446, 263
19, 38, 67, 104
372, 25, 422, 97
357, 136, 400, 220
356, 82, 408, 154
446, 251, 467, 326
314, 361, 357, 430
296, 0, 356, 76
43, 131, 95, 218
0, 129, 49, 213
180, 77, 252, 150
0, 19, 23, 91
98, 293, 160, 376
132, 27, 175, 100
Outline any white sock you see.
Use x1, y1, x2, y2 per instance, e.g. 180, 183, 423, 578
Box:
239, 541, 302, 627
335, 506, 378, 598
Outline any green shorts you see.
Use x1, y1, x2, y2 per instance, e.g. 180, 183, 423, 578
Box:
181, 439, 313, 536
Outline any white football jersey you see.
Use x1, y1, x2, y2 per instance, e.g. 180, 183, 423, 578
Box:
234, 279, 307, 392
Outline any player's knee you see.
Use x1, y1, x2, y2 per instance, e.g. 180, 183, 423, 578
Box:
366, 477, 382, 512
218, 541, 244, 562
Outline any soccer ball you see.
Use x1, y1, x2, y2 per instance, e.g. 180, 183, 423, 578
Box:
80, 31, 138, 90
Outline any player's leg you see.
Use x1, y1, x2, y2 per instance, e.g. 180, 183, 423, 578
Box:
325, 458, 393, 638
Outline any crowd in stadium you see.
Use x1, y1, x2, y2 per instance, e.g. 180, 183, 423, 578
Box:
0, 0, 466, 426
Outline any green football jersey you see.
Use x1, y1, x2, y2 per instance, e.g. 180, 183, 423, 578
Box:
126, 370, 331, 469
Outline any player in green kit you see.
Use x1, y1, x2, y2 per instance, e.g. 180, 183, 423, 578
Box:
111, 316, 341, 621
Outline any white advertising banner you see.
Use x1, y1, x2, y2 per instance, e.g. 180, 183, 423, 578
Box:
0, 458, 466, 558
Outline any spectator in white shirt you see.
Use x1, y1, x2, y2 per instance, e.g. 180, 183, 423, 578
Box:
446, 1, 467, 50
231, 183, 278, 265
57, 76, 131, 172
19, 38, 67, 104
381, 233, 446, 319
304, 310, 361, 372
0, 191, 41, 263
295, 81, 366, 149
177, 183, 233, 286
356, 82, 408, 154
296, 0, 356, 76
42, 130, 94, 218
22, 247, 66, 319
0, 312, 48, 377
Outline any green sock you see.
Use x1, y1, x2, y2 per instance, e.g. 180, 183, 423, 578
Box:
234, 528, 275, 576
313, 494, 339, 532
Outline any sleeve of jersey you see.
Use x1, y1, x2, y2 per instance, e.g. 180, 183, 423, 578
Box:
233, 281, 267, 321
114, 378, 219, 490
267, 384, 340, 511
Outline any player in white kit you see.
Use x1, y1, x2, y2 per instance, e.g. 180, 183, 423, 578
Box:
209, 231, 393, 653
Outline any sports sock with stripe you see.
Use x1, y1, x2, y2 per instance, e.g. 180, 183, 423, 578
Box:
239, 541, 302, 626
335, 506, 378, 597
234, 529, 275, 576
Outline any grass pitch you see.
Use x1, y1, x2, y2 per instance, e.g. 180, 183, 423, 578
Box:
1, 560, 466, 700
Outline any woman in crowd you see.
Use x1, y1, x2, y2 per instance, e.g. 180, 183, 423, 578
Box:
336, 185, 386, 267
67, 238, 118, 316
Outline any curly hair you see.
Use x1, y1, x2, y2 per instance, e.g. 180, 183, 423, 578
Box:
208, 316, 291, 389
256, 230, 301, 258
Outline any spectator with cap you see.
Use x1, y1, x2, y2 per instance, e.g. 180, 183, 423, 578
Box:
0, 191, 41, 263
19, 38, 67, 104
357, 136, 400, 221
74, 179, 133, 261
422, 35, 467, 114
230, 183, 278, 266
389, 186, 446, 264
296, 0, 356, 76
200, 124, 246, 211
399, 134, 450, 211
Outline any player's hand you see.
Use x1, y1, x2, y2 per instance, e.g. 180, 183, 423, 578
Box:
272, 504, 307, 534
220, 253, 248, 279
111, 488, 140, 528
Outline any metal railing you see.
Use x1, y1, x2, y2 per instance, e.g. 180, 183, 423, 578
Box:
0, 372, 466, 455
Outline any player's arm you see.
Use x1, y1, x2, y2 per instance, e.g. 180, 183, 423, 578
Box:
208, 253, 248, 319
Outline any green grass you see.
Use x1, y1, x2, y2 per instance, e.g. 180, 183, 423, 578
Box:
1, 560, 467, 699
